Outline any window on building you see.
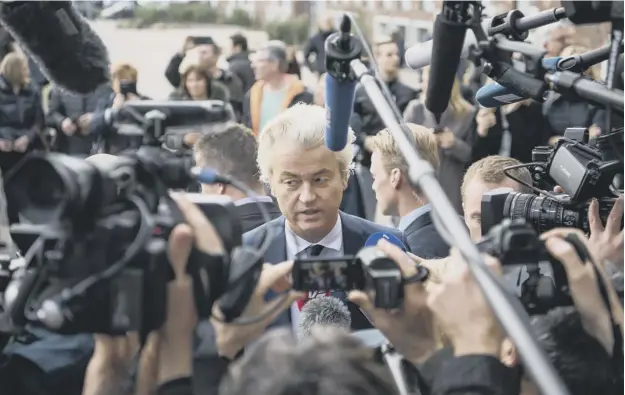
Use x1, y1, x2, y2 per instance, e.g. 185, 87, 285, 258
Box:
421, 0, 436, 13
400, 0, 413, 11
382, 0, 394, 10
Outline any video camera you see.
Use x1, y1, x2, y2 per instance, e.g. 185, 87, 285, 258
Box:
478, 219, 573, 315
292, 247, 429, 309
481, 127, 623, 234
0, 102, 263, 336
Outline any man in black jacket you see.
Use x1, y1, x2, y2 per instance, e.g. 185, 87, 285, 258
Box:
302, 16, 336, 78
350, 38, 419, 168
193, 124, 281, 232
227, 33, 255, 94
164, 36, 215, 89
368, 123, 451, 258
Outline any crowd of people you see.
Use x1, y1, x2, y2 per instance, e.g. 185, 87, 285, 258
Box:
0, 12, 623, 395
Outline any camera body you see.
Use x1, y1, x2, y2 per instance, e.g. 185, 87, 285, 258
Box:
482, 128, 623, 235
0, 103, 249, 336
292, 247, 406, 309
477, 219, 573, 315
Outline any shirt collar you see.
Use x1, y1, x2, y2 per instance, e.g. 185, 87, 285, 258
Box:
398, 204, 431, 232
285, 214, 343, 256
234, 195, 274, 206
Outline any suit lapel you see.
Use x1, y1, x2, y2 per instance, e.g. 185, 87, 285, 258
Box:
340, 212, 367, 255
264, 217, 287, 264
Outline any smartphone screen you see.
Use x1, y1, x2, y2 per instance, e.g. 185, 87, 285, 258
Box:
293, 257, 356, 292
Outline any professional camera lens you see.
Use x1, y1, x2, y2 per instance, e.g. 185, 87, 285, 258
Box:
504, 193, 582, 233
5, 154, 100, 225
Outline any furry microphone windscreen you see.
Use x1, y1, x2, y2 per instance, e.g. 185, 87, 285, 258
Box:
297, 296, 351, 340
0, 1, 110, 94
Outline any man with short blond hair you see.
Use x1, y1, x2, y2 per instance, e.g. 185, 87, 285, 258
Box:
369, 123, 450, 258
245, 103, 407, 331
461, 155, 532, 240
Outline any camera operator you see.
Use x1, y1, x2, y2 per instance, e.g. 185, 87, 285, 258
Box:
80, 194, 304, 395
90, 63, 149, 154
424, 230, 623, 395
368, 123, 453, 258
192, 124, 281, 233
460, 156, 533, 241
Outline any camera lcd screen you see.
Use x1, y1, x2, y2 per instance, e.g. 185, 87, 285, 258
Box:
293, 258, 353, 292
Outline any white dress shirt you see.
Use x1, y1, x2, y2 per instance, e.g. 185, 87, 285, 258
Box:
285, 215, 344, 332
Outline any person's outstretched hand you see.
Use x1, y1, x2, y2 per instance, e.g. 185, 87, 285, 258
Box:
349, 239, 436, 364
427, 249, 503, 357
212, 261, 305, 360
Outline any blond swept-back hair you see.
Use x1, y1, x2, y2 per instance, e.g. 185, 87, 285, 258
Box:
369, 123, 440, 175
0, 52, 28, 87
461, 155, 533, 200
257, 103, 355, 185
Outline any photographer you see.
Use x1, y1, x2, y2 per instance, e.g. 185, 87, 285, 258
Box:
90, 63, 149, 154
460, 156, 533, 241
192, 124, 281, 232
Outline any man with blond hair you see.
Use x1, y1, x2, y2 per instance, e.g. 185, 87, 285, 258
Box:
243, 103, 407, 331
369, 123, 451, 258
461, 155, 532, 240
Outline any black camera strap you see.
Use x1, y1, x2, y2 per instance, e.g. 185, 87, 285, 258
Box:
562, 233, 623, 378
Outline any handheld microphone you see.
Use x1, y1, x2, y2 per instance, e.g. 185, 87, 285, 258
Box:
425, 3, 471, 120
297, 295, 351, 340
323, 14, 362, 152
364, 232, 407, 252
0, 1, 110, 94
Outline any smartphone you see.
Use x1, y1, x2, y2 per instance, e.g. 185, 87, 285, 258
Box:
119, 80, 137, 97
292, 257, 363, 292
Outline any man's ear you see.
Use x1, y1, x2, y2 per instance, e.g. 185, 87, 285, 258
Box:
500, 338, 518, 368
217, 183, 226, 195
390, 168, 402, 190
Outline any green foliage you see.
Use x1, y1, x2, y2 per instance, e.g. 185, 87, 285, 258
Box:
265, 17, 309, 46
224, 8, 254, 27
134, 3, 221, 25
132, 4, 254, 27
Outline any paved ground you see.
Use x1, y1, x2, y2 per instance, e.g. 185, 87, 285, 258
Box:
90, 20, 420, 98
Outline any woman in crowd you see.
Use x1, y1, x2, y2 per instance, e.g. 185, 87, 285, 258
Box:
0, 53, 43, 175
169, 64, 230, 102
0, 52, 43, 223
404, 67, 476, 214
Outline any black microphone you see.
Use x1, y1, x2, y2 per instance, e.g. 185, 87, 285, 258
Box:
0, 1, 110, 94
426, 2, 471, 124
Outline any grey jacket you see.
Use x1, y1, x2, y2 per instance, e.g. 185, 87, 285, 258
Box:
404, 100, 476, 214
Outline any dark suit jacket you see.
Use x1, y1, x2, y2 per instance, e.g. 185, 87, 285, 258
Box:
243, 211, 408, 330
404, 211, 452, 259
235, 200, 281, 233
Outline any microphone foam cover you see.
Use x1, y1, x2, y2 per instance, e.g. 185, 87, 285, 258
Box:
0, 1, 110, 94
425, 14, 467, 116
324, 73, 357, 152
